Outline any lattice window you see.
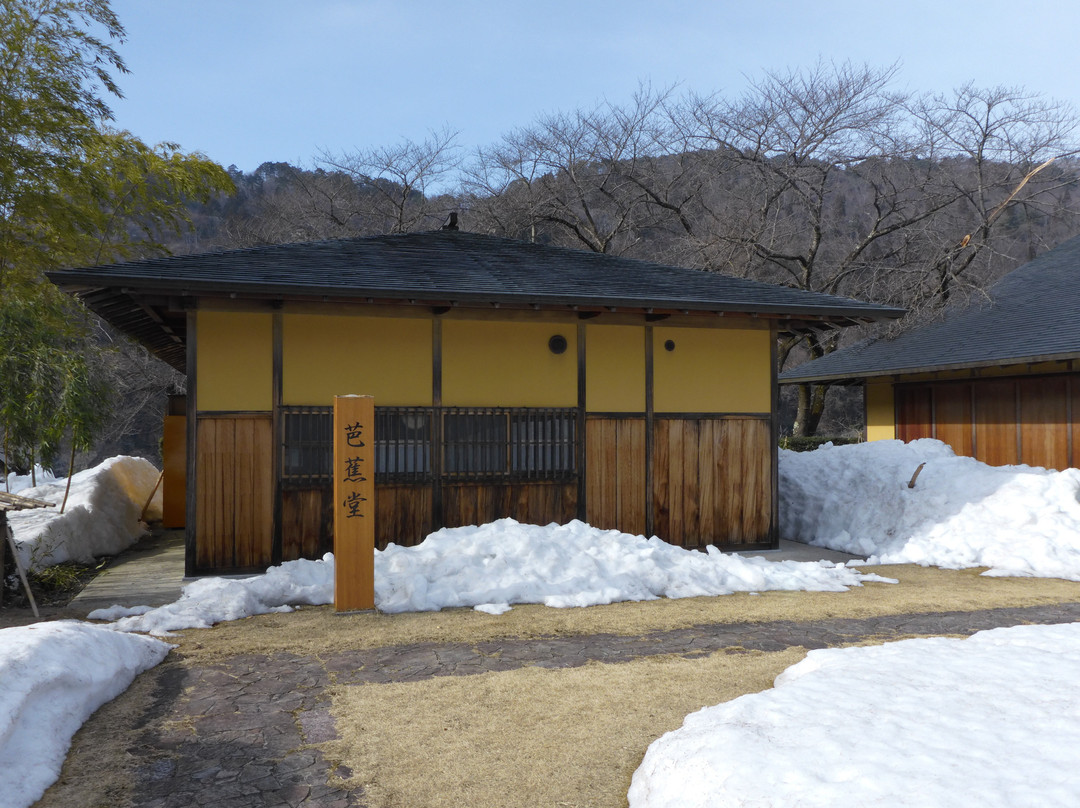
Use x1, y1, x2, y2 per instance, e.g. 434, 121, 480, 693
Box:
443, 408, 576, 481
281, 406, 332, 485
375, 408, 433, 481
280, 405, 576, 485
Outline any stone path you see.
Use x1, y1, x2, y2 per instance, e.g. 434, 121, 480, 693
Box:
110, 600, 1080, 807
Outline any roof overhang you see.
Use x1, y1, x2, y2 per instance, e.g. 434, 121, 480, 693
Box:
51, 275, 904, 374
781, 351, 1080, 385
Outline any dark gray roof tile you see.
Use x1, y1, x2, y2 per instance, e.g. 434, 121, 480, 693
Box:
49, 230, 904, 319
780, 233, 1080, 382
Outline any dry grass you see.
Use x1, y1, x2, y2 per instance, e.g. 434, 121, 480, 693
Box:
29, 564, 1080, 808
170, 564, 1080, 664
323, 648, 806, 808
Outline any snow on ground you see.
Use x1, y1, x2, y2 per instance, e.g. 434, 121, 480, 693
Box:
629, 440, 1080, 806
780, 438, 1080, 579
0, 621, 170, 808
629, 621, 1080, 807
12, 444, 1080, 807
5, 465, 56, 494
5, 457, 162, 570
92, 518, 893, 635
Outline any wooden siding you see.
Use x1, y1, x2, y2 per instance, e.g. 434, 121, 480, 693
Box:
932, 383, 973, 457
896, 386, 932, 443
195, 415, 273, 571
652, 417, 771, 547
281, 487, 332, 561
442, 482, 578, 531
585, 417, 647, 536
1019, 376, 1069, 470
895, 374, 1078, 470
974, 380, 1018, 465
377, 484, 434, 548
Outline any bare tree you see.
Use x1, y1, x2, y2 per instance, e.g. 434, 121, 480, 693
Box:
905, 84, 1080, 310
464, 85, 681, 255
319, 127, 462, 234
661, 64, 1080, 436
220, 165, 372, 247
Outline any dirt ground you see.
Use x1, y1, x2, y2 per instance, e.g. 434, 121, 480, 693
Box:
169, 563, 1080, 663
22, 565, 1080, 808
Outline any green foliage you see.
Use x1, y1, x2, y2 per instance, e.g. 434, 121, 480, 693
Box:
0, 0, 234, 470
0, 291, 108, 469
29, 560, 96, 592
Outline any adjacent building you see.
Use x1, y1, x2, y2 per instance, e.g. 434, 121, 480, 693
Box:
781, 234, 1080, 470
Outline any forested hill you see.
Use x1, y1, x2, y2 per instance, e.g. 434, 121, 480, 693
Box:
174, 150, 1080, 322
92, 70, 1080, 457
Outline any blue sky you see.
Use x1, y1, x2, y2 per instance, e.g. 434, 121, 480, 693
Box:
107, 0, 1080, 173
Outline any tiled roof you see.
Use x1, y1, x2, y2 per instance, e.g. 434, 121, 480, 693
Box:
48, 230, 904, 371
781, 233, 1080, 383
50, 230, 902, 318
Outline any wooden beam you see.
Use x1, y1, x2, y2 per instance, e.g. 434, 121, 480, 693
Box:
577, 322, 587, 522
271, 307, 284, 565
185, 309, 198, 576
645, 326, 654, 538
334, 395, 375, 611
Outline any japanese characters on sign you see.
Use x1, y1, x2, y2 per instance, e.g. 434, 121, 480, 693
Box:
333, 396, 375, 611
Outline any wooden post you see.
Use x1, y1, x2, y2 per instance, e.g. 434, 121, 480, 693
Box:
333, 395, 375, 611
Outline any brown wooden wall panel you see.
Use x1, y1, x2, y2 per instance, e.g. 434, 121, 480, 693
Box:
162, 415, 187, 528
719, 418, 772, 545
1019, 377, 1069, 470
653, 417, 771, 548
281, 487, 333, 561
1073, 379, 1080, 469
896, 387, 933, 443
195, 415, 273, 571
442, 482, 577, 530
376, 484, 434, 549
585, 418, 647, 536
933, 384, 973, 457
896, 375, 1079, 471
973, 380, 1019, 466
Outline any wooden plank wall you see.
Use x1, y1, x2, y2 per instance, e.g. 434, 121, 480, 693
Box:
376, 484, 434, 549
442, 482, 577, 532
281, 488, 332, 561
195, 415, 273, 571
162, 414, 187, 528
585, 418, 646, 536
1019, 377, 1069, 470
896, 374, 1077, 469
652, 417, 771, 547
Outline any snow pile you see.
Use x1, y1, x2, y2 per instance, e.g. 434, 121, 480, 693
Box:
780, 439, 1080, 578
5, 465, 56, 494
629, 621, 1080, 807
0, 621, 170, 808
95, 554, 335, 636
6, 456, 162, 570
373, 519, 890, 613
94, 518, 891, 634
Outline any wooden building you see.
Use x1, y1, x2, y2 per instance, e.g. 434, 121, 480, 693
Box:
781, 234, 1080, 470
50, 230, 900, 575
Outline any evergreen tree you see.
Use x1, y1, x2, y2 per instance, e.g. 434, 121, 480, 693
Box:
0, 0, 233, 478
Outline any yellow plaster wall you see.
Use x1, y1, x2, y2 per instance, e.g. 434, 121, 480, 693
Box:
652, 326, 771, 413
442, 319, 576, 407
196, 310, 272, 411
865, 381, 896, 441
586, 324, 645, 412
283, 313, 432, 406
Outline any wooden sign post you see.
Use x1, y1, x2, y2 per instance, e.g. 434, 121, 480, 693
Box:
333, 395, 375, 611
